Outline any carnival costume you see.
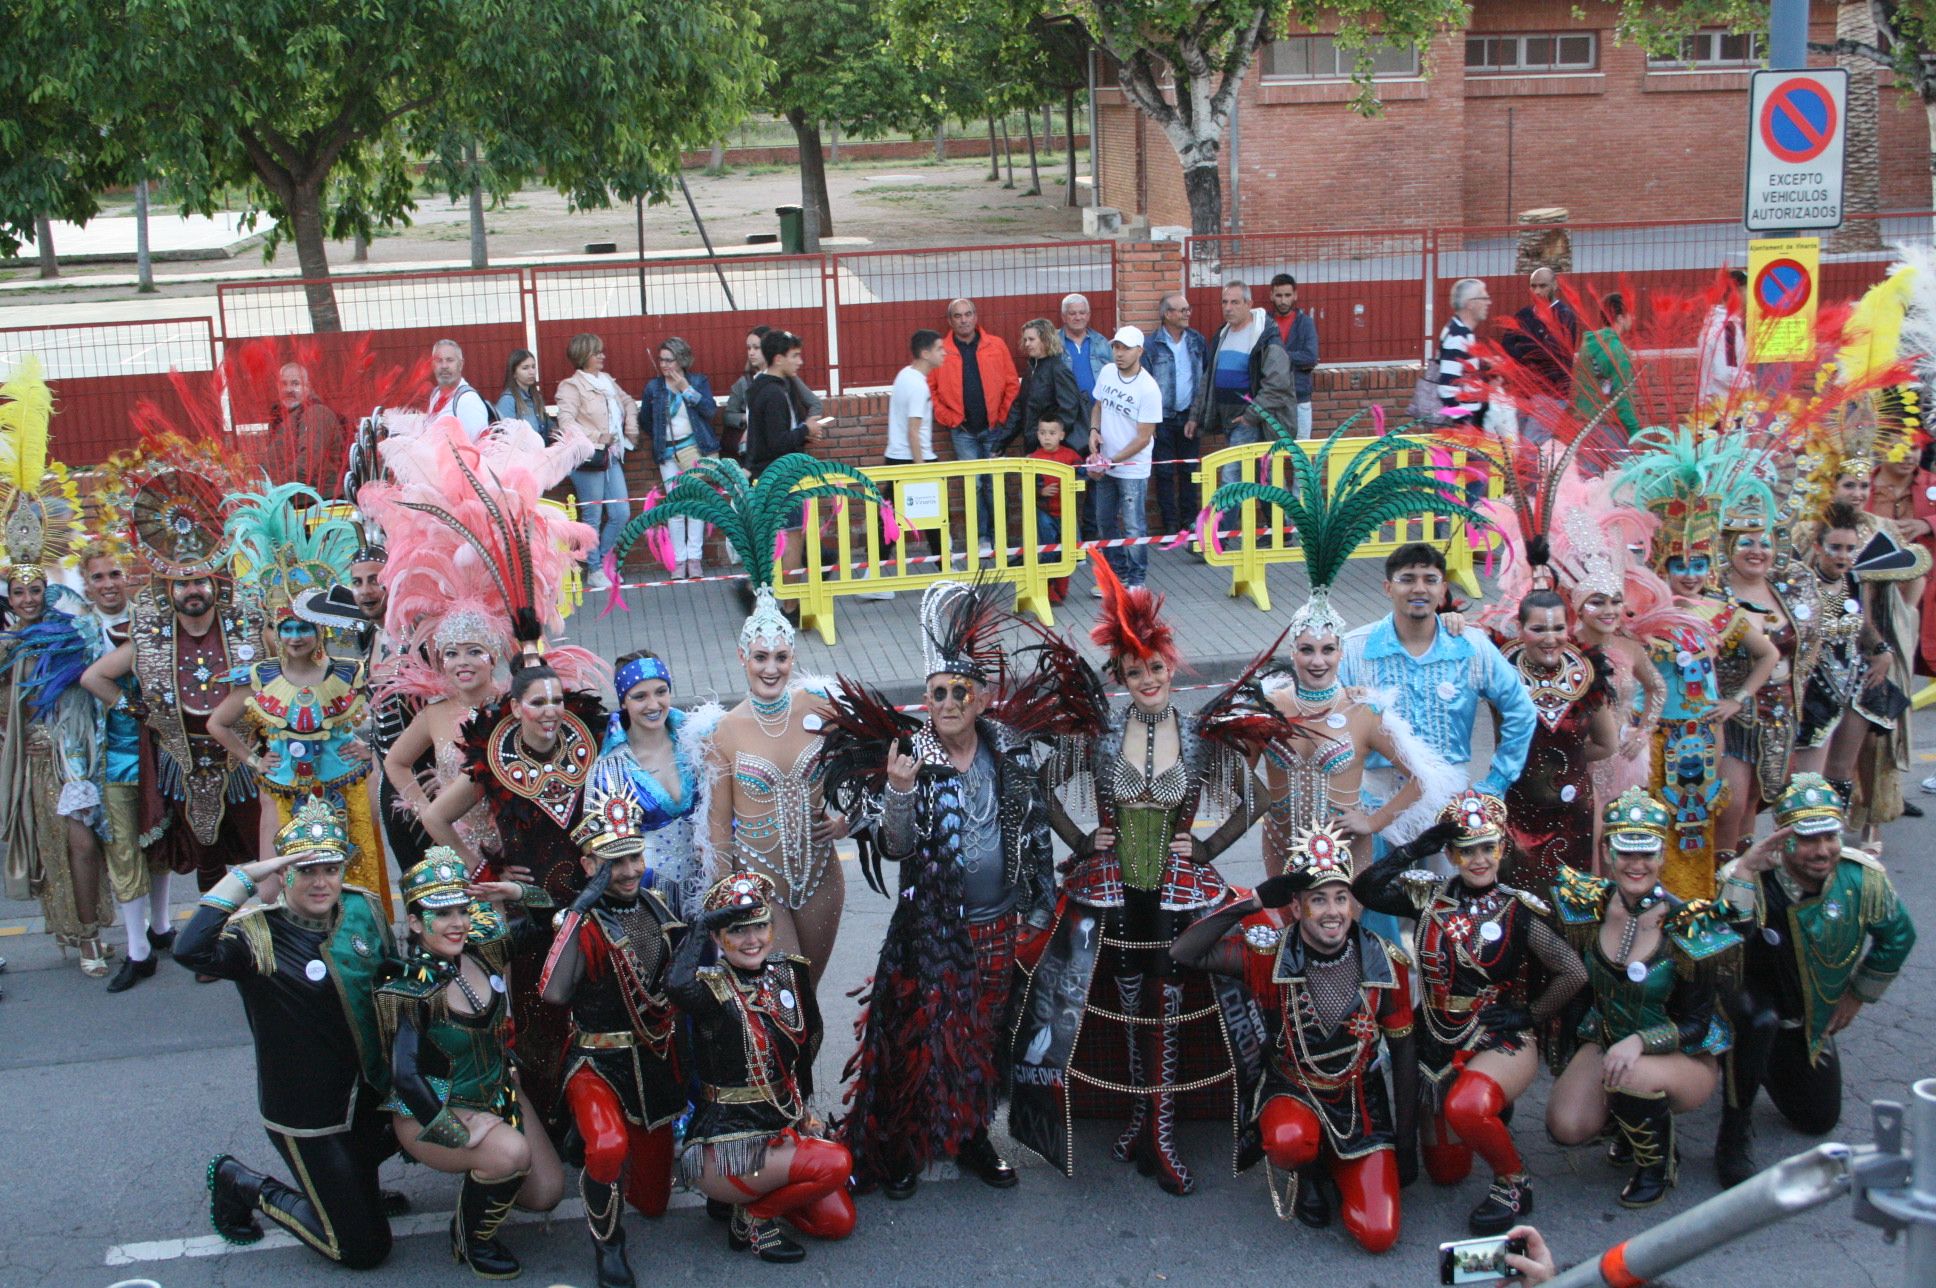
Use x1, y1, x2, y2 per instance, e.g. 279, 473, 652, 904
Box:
1203, 413, 1470, 866
539, 785, 687, 1288
1549, 788, 1743, 1207
1352, 791, 1588, 1234
1719, 498, 1822, 807
669, 872, 857, 1264
124, 469, 265, 892
222, 485, 388, 902
1173, 821, 1417, 1253
1011, 558, 1289, 1196
820, 580, 1071, 1195
615, 452, 886, 915
184, 798, 401, 1270
1714, 775, 1916, 1187
584, 654, 706, 921
378, 850, 552, 1278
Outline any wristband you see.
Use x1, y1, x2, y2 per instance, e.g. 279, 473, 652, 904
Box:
200, 893, 240, 913
232, 868, 258, 898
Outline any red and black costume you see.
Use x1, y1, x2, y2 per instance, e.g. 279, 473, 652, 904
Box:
1501, 640, 1611, 890
459, 688, 602, 1126
540, 799, 685, 1288
1351, 792, 1587, 1234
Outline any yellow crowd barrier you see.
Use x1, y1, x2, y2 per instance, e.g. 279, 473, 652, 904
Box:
1195, 436, 1499, 611
781, 457, 1084, 645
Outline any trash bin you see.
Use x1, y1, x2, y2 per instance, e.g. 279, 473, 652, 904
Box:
776, 205, 805, 254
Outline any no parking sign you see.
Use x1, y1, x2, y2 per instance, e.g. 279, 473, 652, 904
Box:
1745, 69, 1847, 232
1747, 236, 1819, 362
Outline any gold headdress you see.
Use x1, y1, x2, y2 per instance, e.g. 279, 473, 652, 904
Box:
0, 356, 84, 584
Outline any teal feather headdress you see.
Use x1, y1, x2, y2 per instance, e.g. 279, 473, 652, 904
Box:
610, 453, 887, 645
223, 483, 360, 622
1613, 422, 1777, 574
1205, 407, 1485, 637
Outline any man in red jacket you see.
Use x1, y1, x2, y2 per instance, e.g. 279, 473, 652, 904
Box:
930, 298, 1020, 558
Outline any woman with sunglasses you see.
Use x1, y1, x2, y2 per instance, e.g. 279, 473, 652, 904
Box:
1714, 503, 1821, 861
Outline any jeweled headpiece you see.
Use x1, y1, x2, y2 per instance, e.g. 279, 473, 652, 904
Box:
1602, 787, 1672, 854
571, 783, 647, 858
1438, 789, 1508, 847
1616, 423, 1776, 578
275, 794, 352, 865
703, 870, 776, 929
1773, 772, 1846, 837
400, 848, 472, 909
920, 578, 1004, 681
129, 468, 232, 580
224, 483, 361, 624
1286, 819, 1355, 888
433, 604, 506, 654
0, 356, 83, 585
740, 586, 795, 652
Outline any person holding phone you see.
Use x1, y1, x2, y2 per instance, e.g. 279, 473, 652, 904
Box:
641, 337, 719, 580
745, 330, 833, 593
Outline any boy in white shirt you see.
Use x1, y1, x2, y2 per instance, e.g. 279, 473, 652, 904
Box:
863, 330, 945, 598
1088, 325, 1163, 590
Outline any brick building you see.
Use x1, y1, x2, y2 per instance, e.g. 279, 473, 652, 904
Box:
1093, 1, 1929, 233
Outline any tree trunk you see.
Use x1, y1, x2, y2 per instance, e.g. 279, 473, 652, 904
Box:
1182, 162, 1224, 238
1065, 92, 1079, 207
1001, 119, 1015, 188
987, 116, 1000, 180
785, 109, 830, 251
1023, 113, 1042, 196
933, 120, 947, 162
1829, 2, 1883, 250
134, 179, 156, 292
707, 140, 727, 175
467, 141, 488, 269
352, 231, 370, 262
33, 212, 57, 279
288, 185, 343, 332
1043, 104, 1056, 154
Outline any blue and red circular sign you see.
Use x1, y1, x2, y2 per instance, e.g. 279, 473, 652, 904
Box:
1754, 258, 1812, 317
1759, 78, 1838, 164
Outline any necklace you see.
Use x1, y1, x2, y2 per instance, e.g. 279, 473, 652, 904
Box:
1612, 886, 1663, 965
751, 690, 793, 739
1294, 681, 1341, 706
1513, 644, 1590, 729
450, 956, 489, 1013
959, 754, 998, 869
1132, 704, 1171, 783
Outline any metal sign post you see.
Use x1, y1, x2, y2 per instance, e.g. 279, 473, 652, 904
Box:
1745, 68, 1848, 233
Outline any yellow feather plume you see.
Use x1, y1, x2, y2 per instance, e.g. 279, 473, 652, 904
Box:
0, 355, 53, 491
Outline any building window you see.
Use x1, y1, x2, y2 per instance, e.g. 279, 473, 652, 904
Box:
1648, 30, 1761, 69
1262, 35, 1419, 81
1464, 32, 1598, 74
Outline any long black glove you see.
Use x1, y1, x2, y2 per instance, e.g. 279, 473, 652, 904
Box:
569, 859, 614, 916
1254, 870, 1315, 910
1351, 820, 1461, 917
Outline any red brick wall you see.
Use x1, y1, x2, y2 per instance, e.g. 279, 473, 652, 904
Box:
1096, 1, 1927, 234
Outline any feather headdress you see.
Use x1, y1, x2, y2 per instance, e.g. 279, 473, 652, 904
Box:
127, 467, 230, 579
608, 453, 886, 650
1614, 421, 1779, 578
1087, 553, 1177, 675
0, 356, 84, 584
224, 482, 361, 623
1205, 408, 1485, 639
919, 578, 1007, 682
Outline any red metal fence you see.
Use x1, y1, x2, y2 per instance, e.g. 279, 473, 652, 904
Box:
8, 214, 1934, 464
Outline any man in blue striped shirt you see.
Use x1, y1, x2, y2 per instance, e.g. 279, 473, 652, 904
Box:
1435, 278, 1492, 422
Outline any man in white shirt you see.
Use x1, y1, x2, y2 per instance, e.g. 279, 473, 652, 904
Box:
1697, 269, 1748, 410
1089, 325, 1163, 591
863, 330, 946, 599
425, 339, 492, 440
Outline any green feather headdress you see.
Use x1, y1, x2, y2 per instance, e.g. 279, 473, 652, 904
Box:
224, 482, 360, 622
610, 453, 886, 645
1204, 406, 1485, 637
1613, 421, 1778, 575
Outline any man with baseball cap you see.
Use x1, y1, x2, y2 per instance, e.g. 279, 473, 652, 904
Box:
178, 795, 404, 1269
1712, 773, 1917, 1188
1087, 324, 1164, 590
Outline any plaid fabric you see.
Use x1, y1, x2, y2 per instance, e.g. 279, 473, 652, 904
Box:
968, 914, 1020, 1045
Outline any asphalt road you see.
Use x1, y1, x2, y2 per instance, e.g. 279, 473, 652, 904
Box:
4, 732, 1931, 1288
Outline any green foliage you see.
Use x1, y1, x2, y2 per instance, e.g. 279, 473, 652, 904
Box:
759, 0, 938, 137
0, 1, 132, 255
1615, 1, 1936, 95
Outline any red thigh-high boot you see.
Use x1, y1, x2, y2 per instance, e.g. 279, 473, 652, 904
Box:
622, 1124, 674, 1219
1333, 1149, 1402, 1255
748, 1138, 856, 1241
1442, 1069, 1531, 1235
1422, 1105, 1474, 1186
566, 1070, 636, 1287
1260, 1095, 1331, 1229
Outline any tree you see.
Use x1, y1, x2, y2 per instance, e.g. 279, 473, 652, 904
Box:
1069, 1, 1467, 236
0, 2, 128, 262
61, 0, 763, 332
1618, 2, 1936, 228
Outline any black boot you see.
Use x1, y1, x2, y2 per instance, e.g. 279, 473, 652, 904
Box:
582, 1172, 635, 1288
704, 1197, 733, 1223
1109, 974, 1150, 1164
451, 1169, 526, 1279
106, 953, 159, 994
1603, 1120, 1631, 1167
1291, 1170, 1332, 1228
1715, 1105, 1759, 1190
1611, 1091, 1677, 1208
381, 1189, 412, 1218
148, 925, 178, 954
957, 1129, 1019, 1188
1145, 981, 1194, 1195
1468, 1175, 1533, 1236
206, 1155, 266, 1245
881, 1144, 920, 1201
729, 1207, 805, 1263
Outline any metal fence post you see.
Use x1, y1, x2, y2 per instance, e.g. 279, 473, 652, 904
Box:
1421, 226, 1437, 365
823, 252, 842, 396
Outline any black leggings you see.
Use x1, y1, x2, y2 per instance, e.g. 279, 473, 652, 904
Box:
377, 775, 429, 873
1726, 989, 1843, 1136
257, 1100, 397, 1270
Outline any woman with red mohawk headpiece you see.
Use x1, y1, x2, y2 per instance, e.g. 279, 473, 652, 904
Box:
1009, 557, 1291, 1196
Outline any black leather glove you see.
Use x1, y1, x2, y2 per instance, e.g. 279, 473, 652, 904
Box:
699, 906, 751, 934
1478, 1002, 1533, 1035
569, 860, 612, 915
1410, 820, 1462, 861
1255, 871, 1315, 910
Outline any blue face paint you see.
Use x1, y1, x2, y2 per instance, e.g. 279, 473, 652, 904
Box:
278, 619, 319, 638
1666, 555, 1711, 578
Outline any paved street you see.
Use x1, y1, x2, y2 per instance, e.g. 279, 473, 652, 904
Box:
3, 558, 1930, 1287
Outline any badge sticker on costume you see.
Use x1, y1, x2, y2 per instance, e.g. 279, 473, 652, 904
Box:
489, 973, 506, 993
1794, 604, 1813, 621
1560, 785, 1577, 803
1763, 927, 1782, 946
1626, 960, 1650, 983
1844, 598, 1861, 614
237, 645, 255, 661
351, 935, 373, 958
1325, 713, 1348, 729
1823, 900, 1842, 920
304, 959, 328, 982
1677, 650, 1695, 667
1480, 922, 1502, 943
1926, 486, 1936, 501
779, 988, 796, 1009
288, 741, 307, 758
802, 714, 823, 732
1437, 681, 1458, 701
